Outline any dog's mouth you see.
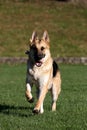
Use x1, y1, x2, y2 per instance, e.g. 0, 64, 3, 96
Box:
35, 61, 42, 67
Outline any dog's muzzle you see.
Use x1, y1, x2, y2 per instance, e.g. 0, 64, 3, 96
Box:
35, 54, 45, 67
37, 54, 45, 60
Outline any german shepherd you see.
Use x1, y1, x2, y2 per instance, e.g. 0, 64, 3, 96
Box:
25, 31, 61, 114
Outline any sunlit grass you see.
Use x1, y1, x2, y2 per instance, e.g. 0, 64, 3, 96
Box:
0, 64, 87, 130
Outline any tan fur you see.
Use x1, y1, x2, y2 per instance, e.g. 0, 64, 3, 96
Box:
25, 31, 61, 114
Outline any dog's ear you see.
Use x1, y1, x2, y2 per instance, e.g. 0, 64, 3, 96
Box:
42, 31, 50, 43
30, 31, 37, 45
25, 50, 29, 55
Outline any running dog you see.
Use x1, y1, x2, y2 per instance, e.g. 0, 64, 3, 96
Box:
25, 31, 61, 114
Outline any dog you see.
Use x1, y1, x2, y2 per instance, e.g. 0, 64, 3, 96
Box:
25, 31, 61, 114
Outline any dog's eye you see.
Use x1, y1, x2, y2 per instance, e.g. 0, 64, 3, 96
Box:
41, 47, 45, 51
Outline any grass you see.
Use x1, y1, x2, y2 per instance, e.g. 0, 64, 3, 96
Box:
0, 0, 87, 57
0, 63, 87, 130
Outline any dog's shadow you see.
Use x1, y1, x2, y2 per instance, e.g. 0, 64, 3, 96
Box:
0, 104, 34, 117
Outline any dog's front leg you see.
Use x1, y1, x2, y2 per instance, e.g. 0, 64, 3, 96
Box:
40, 102, 44, 114
33, 85, 48, 114
25, 83, 34, 103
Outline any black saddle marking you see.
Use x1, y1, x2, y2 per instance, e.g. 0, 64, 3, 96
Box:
53, 61, 59, 77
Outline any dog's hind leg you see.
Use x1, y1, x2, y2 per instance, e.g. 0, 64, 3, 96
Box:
25, 83, 34, 103
51, 86, 58, 111
51, 72, 61, 111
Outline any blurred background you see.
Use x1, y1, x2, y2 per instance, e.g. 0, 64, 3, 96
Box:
0, 0, 87, 58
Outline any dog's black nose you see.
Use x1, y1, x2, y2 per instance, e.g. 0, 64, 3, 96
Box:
38, 54, 45, 60
34, 53, 45, 62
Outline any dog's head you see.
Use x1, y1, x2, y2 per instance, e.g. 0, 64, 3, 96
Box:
26, 31, 51, 67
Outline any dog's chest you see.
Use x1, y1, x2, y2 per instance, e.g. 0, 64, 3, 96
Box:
29, 67, 41, 80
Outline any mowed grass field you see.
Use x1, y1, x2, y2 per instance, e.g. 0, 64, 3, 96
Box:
0, 0, 87, 57
0, 64, 87, 130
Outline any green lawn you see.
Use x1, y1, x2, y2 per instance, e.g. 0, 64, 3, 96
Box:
0, 0, 87, 57
0, 64, 87, 130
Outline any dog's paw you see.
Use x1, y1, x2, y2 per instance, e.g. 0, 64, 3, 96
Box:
29, 97, 34, 103
33, 109, 40, 114
27, 97, 34, 103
